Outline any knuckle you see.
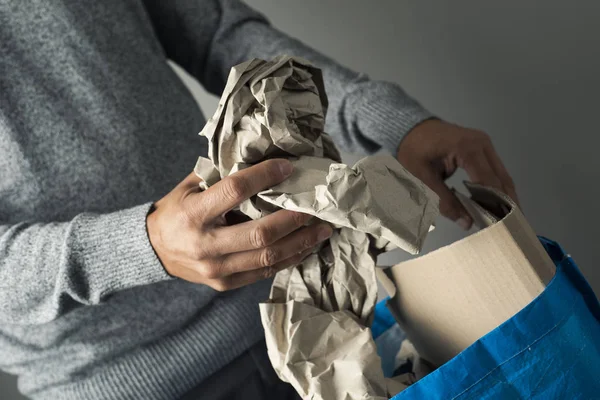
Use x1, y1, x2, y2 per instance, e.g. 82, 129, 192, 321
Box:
459, 131, 486, 148
471, 129, 491, 145
251, 225, 273, 248
461, 146, 480, 161
222, 176, 249, 202
460, 133, 478, 148
189, 238, 209, 261
210, 280, 230, 292
439, 200, 461, 221
180, 208, 209, 234
190, 247, 204, 262
261, 266, 276, 280
302, 237, 313, 249
291, 211, 307, 227
260, 247, 279, 266
178, 207, 197, 228
197, 261, 221, 280
479, 130, 491, 141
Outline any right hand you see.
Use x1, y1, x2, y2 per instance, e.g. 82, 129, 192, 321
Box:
146, 159, 333, 291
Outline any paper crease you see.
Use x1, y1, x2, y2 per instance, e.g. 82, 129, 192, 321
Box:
195, 55, 439, 400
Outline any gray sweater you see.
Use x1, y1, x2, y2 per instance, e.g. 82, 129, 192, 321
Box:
0, 0, 432, 399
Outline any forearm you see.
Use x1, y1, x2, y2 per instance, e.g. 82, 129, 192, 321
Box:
0, 203, 170, 325
143, 0, 434, 154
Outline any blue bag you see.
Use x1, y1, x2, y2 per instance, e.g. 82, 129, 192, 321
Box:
374, 238, 600, 399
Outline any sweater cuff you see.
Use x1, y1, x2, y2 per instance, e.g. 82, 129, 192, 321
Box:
70, 203, 172, 299
351, 81, 435, 155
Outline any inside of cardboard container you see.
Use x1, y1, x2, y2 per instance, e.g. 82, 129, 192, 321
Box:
377, 183, 555, 397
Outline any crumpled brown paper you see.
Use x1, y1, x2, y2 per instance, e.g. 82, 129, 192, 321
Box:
195, 55, 439, 400
387, 340, 435, 395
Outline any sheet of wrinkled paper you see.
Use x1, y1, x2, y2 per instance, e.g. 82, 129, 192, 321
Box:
195, 55, 439, 400
387, 340, 435, 396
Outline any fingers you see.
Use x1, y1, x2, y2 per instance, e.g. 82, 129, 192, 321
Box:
419, 168, 473, 230
459, 150, 503, 191
179, 171, 203, 188
170, 172, 203, 200
485, 147, 520, 206
208, 209, 314, 256
199, 159, 294, 220
212, 247, 316, 291
215, 221, 332, 275
460, 140, 520, 206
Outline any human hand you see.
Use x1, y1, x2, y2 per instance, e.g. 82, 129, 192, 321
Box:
397, 119, 519, 230
146, 159, 333, 291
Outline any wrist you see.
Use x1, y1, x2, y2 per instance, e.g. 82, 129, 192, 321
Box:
397, 118, 444, 156
146, 204, 165, 269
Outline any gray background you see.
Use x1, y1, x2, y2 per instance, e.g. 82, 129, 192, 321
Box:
2, 0, 599, 398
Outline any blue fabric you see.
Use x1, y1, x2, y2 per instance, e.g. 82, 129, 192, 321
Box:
372, 298, 397, 339
375, 238, 600, 399
375, 324, 408, 378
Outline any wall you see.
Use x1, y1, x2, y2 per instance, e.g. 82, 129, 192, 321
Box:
240, 0, 600, 291
2, 0, 599, 398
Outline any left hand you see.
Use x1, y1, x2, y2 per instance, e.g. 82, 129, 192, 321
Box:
397, 119, 519, 230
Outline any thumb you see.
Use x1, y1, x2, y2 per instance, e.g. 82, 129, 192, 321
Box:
421, 171, 473, 230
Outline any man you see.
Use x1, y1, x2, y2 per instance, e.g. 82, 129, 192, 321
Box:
0, 0, 517, 399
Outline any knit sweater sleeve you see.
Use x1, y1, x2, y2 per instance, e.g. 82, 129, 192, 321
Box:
142, 0, 434, 155
0, 203, 170, 325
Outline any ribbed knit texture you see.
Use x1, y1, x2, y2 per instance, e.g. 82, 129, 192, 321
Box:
35, 280, 271, 400
70, 204, 173, 300
0, 0, 432, 398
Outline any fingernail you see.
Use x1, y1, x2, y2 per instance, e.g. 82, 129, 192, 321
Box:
317, 224, 333, 242
278, 160, 293, 177
457, 216, 472, 231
